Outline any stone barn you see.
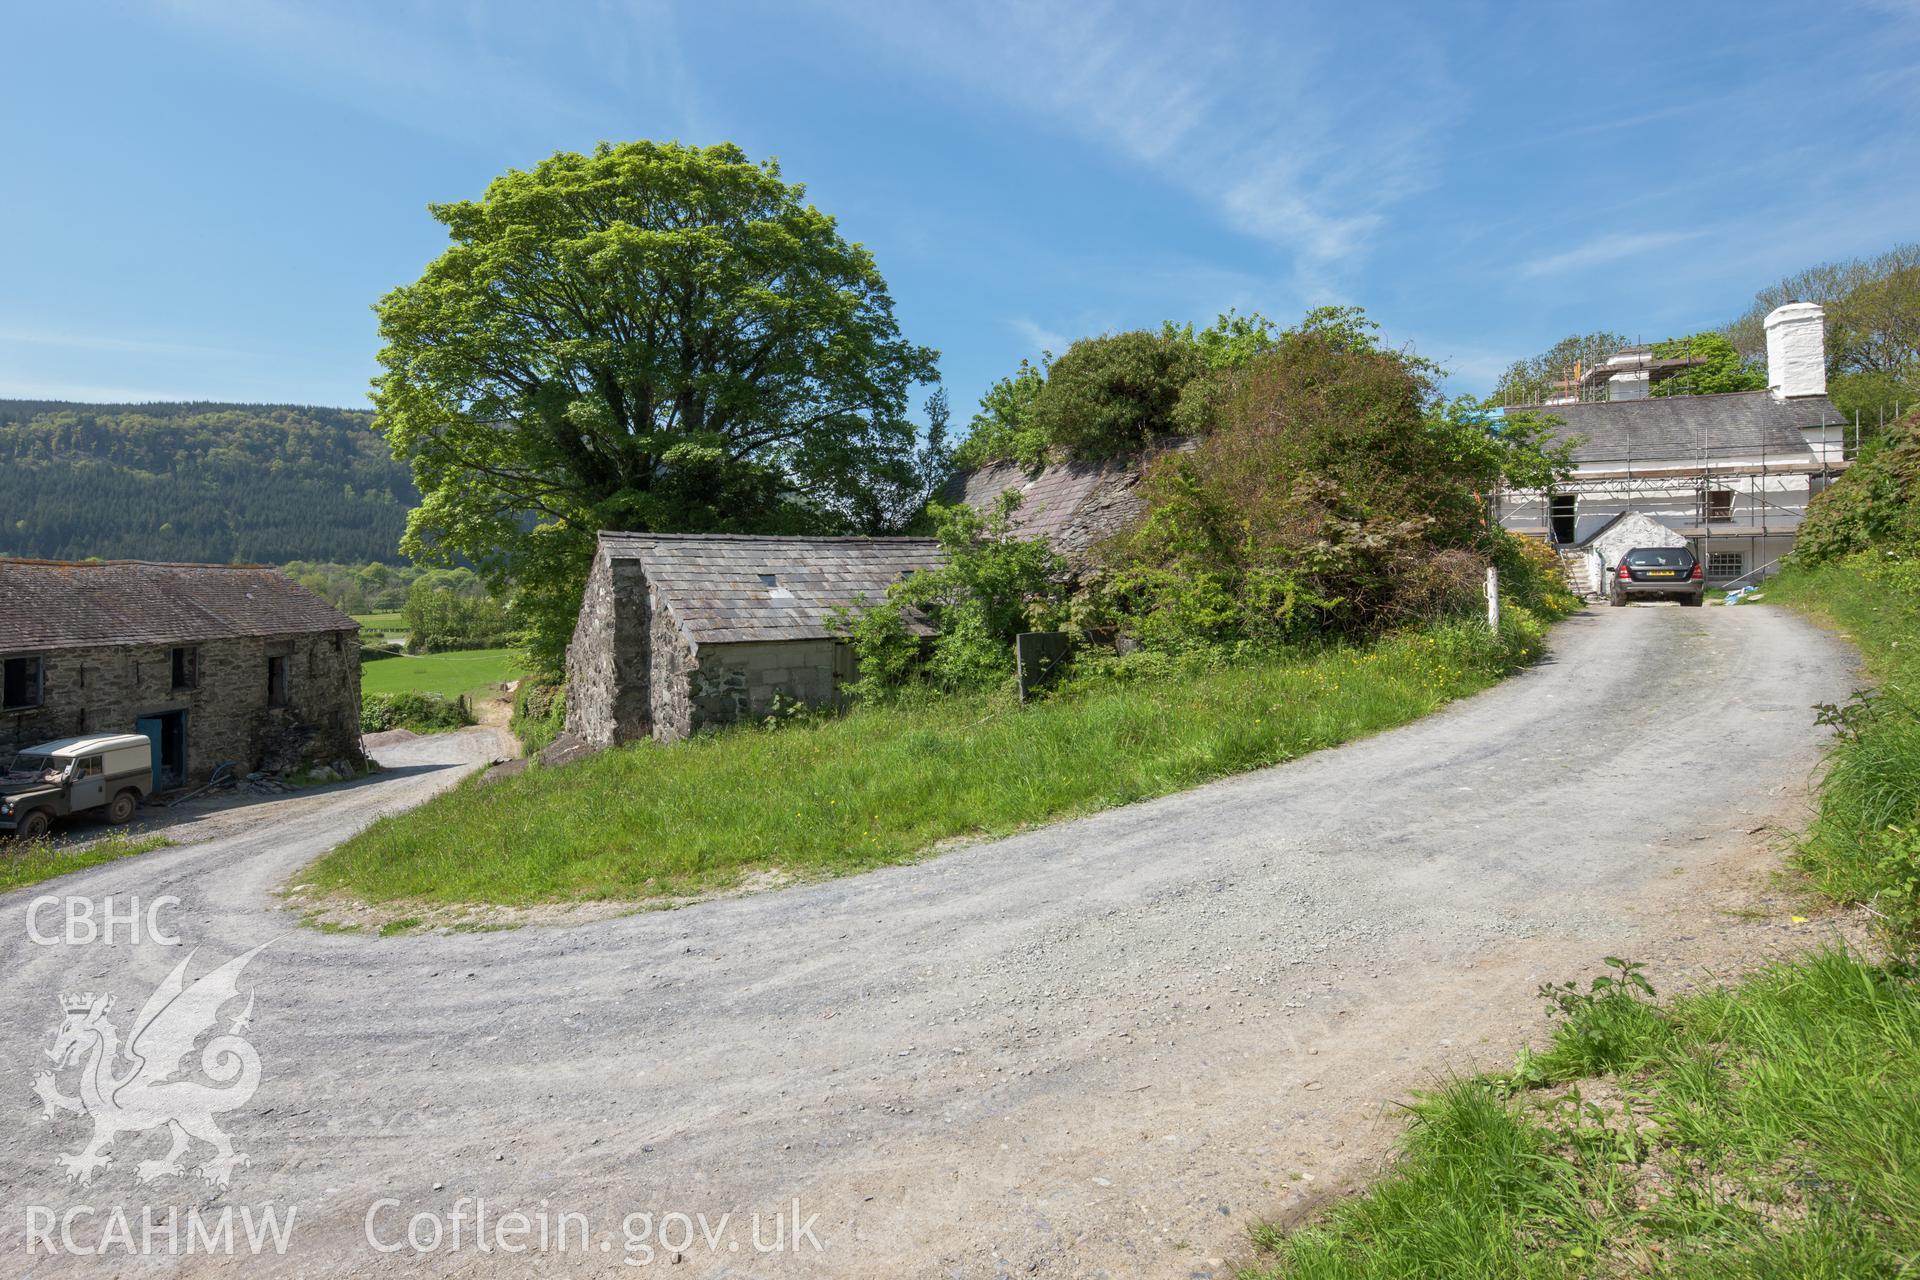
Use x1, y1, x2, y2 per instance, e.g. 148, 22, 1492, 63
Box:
565, 533, 944, 746
0, 559, 364, 786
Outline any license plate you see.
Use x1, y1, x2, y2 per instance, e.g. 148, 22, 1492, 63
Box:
1646, 570, 1676, 577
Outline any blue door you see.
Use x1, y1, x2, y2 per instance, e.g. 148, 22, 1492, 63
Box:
135, 717, 163, 780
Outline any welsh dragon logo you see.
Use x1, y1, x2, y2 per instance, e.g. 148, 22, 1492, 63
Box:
33, 941, 271, 1187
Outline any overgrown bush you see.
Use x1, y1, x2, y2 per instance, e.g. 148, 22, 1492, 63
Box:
361, 691, 475, 735
510, 676, 567, 757
1028, 330, 1208, 459
1795, 410, 1920, 562
1088, 324, 1571, 644
835, 494, 1066, 697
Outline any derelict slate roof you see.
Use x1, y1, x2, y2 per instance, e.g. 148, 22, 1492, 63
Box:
599, 533, 944, 645
941, 455, 1153, 556
0, 559, 359, 652
1519, 391, 1843, 464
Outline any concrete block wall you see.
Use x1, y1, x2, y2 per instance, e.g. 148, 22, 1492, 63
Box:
683, 639, 845, 737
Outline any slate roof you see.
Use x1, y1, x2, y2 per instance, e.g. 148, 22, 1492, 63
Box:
1514, 391, 1844, 465
942, 453, 1161, 557
599, 533, 944, 646
0, 559, 359, 653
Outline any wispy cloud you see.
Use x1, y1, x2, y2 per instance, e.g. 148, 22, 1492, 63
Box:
1006, 317, 1068, 357
0, 325, 252, 362
1518, 230, 1704, 279
832, 1, 1461, 279
0, 374, 208, 403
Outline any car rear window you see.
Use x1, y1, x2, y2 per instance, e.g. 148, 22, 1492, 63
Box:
1625, 549, 1693, 567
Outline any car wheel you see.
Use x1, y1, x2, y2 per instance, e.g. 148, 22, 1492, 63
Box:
1610, 590, 1627, 607
1682, 595, 1704, 607
16, 809, 51, 841
107, 790, 138, 825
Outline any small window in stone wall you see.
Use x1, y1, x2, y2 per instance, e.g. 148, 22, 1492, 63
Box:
170, 646, 198, 691
268, 655, 289, 708
1708, 551, 1745, 579
3, 655, 44, 710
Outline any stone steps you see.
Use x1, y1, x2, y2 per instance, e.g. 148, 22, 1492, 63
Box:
1557, 547, 1599, 599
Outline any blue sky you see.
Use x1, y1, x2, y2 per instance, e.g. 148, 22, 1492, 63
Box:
2, 0, 1916, 418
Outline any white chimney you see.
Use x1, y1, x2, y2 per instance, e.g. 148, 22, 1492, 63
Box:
1764, 301, 1827, 400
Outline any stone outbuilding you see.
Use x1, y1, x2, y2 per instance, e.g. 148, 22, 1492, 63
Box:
565, 533, 944, 746
0, 558, 364, 786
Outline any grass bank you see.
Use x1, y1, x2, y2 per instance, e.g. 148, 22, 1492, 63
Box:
306, 612, 1552, 907
1, 833, 176, 894
1244, 555, 1920, 1277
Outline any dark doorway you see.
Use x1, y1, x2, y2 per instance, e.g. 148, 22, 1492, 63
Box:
1549, 494, 1577, 544
135, 711, 188, 788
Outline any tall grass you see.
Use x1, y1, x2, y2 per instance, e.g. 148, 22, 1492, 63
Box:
308, 613, 1549, 906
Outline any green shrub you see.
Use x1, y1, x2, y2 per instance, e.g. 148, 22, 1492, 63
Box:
510, 676, 567, 757
836, 493, 1066, 697
361, 691, 475, 735
951, 358, 1050, 470
1795, 411, 1920, 563
1028, 329, 1208, 459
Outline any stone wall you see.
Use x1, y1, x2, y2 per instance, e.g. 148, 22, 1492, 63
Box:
0, 630, 362, 784
564, 552, 620, 746
565, 552, 663, 747
648, 596, 698, 743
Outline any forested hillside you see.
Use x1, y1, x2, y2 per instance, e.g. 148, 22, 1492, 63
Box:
0, 400, 417, 564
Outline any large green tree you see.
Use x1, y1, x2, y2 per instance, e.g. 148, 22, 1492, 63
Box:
373, 140, 940, 669
1649, 331, 1766, 397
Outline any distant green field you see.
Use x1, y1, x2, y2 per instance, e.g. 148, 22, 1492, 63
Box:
355, 612, 407, 643
360, 648, 525, 701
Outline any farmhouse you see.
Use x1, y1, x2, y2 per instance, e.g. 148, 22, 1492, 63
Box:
0, 559, 364, 786
564, 533, 944, 745
1497, 303, 1852, 593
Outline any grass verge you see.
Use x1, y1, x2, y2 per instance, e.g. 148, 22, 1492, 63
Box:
1768, 554, 1920, 937
1244, 555, 1920, 1277
1244, 949, 1920, 1278
1, 833, 176, 894
305, 612, 1552, 907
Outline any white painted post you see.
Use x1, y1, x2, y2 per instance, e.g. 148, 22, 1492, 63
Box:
1485, 566, 1500, 631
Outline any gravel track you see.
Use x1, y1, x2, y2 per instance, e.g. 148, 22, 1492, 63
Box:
0, 606, 1856, 1277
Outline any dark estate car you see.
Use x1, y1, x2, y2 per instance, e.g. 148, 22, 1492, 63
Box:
1610, 546, 1705, 607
